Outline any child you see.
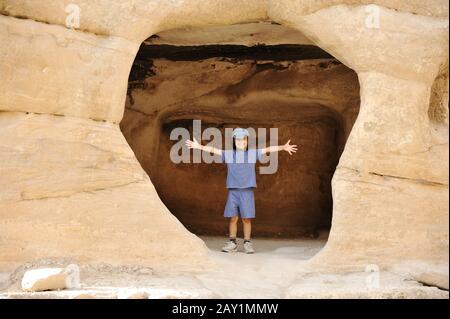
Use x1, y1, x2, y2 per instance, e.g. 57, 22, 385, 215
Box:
186, 128, 297, 253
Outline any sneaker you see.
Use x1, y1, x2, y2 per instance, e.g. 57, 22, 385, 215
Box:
221, 240, 237, 253
243, 241, 255, 254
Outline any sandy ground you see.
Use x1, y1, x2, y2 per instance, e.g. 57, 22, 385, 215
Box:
0, 235, 448, 299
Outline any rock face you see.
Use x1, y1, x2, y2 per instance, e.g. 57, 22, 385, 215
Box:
0, 0, 448, 288
0, 111, 209, 270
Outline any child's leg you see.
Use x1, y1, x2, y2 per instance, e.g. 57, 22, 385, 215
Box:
229, 216, 239, 239
224, 190, 239, 241
242, 218, 255, 253
239, 189, 255, 242
242, 218, 252, 241
222, 216, 239, 252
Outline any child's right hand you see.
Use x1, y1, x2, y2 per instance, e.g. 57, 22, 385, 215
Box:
186, 138, 201, 150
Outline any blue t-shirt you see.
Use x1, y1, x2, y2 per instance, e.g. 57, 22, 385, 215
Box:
221, 149, 264, 189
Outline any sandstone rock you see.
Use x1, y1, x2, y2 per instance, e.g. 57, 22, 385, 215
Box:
0, 112, 211, 272
21, 264, 80, 292
72, 294, 96, 299
138, 268, 153, 275
0, 0, 447, 293
117, 289, 149, 299
415, 272, 449, 291
0, 1, 447, 42
0, 15, 138, 123
284, 271, 450, 299
390, 261, 450, 290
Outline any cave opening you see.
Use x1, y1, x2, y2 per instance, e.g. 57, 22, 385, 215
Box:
120, 23, 360, 248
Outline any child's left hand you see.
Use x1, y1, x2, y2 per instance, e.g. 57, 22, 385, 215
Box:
283, 140, 298, 155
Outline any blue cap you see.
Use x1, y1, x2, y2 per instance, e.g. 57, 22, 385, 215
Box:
232, 128, 249, 139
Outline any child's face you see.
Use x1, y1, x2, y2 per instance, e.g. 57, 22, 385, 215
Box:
235, 137, 248, 150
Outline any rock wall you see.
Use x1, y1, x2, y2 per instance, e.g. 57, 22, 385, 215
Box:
0, 111, 209, 271
285, 5, 449, 273
0, 0, 448, 285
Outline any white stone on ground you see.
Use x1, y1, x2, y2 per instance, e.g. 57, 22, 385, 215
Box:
21, 264, 80, 292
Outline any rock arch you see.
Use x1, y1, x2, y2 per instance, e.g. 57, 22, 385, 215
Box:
0, 1, 448, 283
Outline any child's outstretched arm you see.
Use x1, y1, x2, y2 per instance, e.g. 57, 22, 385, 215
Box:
261, 140, 298, 155
185, 138, 223, 156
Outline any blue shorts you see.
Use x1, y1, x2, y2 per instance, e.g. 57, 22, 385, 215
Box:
224, 188, 255, 218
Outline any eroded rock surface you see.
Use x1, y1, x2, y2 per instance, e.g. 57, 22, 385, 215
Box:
0, 0, 448, 295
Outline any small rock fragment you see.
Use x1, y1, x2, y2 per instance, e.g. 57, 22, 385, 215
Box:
117, 289, 149, 299
21, 264, 80, 292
